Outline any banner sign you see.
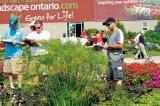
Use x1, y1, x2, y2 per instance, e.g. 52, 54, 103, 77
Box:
0, 0, 94, 24
94, 0, 160, 21
1, 0, 160, 24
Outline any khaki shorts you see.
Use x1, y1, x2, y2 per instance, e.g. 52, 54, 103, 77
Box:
3, 57, 23, 74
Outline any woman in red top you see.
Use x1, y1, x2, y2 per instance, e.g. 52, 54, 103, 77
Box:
81, 29, 88, 38
96, 31, 105, 48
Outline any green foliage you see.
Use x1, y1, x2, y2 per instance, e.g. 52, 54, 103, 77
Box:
127, 31, 138, 39
20, 84, 52, 106
147, 44, 159, 51
86, 28, 110, 38
86, 28, 98, 35
95, 88, 160, 106
105, 87, 135, 106
157, 16, 160, 25
2, 39, 160, 105
33, 39, 108, 105
132, 74, 148, 86
155, 16, 160, 32
116, 21, 127, 38
138, 89, 160, 105
145, 30, 160, 44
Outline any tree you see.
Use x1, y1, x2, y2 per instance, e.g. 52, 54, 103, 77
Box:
155, 16, 160, 32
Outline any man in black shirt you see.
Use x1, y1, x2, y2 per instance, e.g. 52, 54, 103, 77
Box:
134, 30, 148, 59
139, 35, 145, 45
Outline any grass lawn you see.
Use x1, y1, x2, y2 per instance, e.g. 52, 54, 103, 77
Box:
124, 50, 160, 58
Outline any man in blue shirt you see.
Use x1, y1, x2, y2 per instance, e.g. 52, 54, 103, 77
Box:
2, 15, 26, 89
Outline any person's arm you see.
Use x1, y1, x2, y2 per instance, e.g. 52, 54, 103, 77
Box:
13, 41, 26, 46
23, 38, 48, 45
108, 43, 123, 49
134, 34, 140, 44
104, 43, 123, 49
13, 35, 26, 46
34, 39, 49, 44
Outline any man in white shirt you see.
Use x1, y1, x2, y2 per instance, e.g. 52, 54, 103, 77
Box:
26, 20, 51, 84
26, 20, 51, 56
134, 32, 141, 49
134, 30, 148, 59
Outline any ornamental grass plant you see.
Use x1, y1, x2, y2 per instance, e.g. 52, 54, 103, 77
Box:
22, 39, 108, 106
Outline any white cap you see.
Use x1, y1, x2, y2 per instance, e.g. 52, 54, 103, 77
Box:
28, 21, 35, 27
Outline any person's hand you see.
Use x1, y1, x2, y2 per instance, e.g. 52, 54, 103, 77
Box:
137, 43, 140, 48
104, 43, 110, 49
12, 41, 19, 45
31, 39, 37, 44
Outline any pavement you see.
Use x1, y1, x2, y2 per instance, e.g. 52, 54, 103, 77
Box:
124, 56, 160, 64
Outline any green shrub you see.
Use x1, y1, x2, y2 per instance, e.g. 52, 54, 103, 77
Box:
145, 30, 160, 44
116, 21, 127, 38
155, 16, 160, 32
147, 43, 159, 51
87, 28, 98, 36
86, 29, 110, 40
127, 31, 137, 39
105, 87, 135, 106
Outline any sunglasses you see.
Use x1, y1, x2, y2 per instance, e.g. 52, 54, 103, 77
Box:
35, 26, 41, 29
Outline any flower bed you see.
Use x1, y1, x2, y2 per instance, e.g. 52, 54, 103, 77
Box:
123, 62, 160, 88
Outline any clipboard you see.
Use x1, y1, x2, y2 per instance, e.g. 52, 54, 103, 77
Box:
1, 39, 14, 43
23, 39, 39, 47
